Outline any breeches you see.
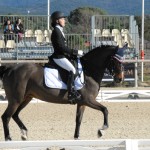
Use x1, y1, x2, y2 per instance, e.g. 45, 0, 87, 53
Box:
53, 58, 76, 74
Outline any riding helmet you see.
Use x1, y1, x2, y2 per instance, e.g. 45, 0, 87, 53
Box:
51, 11, 67, 23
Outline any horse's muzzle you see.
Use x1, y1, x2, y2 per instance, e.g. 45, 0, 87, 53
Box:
114, 77, 123, 83
114, 71, 124, 83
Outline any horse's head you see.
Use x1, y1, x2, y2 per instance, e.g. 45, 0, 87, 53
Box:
81, 45, 125, 83
107, 56, 124, 83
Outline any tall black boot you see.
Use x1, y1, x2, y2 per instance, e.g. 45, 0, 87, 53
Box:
67, 71, 81, 104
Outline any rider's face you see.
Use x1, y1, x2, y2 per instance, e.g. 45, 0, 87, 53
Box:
58, 18, 65, 27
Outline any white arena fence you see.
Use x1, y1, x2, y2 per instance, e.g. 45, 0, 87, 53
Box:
97, 89, 150, 102
1, 88, 150, 103
0, 139, 150, 150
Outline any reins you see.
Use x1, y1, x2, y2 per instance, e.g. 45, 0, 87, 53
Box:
107, 56, 124, 76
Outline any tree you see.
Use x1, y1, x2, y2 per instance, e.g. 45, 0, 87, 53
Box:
66, 7, 107, 34
135, 15, 150, 41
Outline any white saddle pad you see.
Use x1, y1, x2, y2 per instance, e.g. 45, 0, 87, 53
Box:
44, 59, 84, 90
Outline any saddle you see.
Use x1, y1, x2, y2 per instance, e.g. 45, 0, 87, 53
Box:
44, 56, 79, 85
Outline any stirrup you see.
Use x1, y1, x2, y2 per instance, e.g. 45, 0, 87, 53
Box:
68, 92, 81, 105
68, 95, 77, 105
73, 91, 81, 100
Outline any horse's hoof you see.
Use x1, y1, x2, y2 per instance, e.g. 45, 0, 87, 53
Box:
97, 129, 105, 138
102, 125, 108, 130
74, 137, 80, 140
5, 136, 12, 141
21, 129, 28, 141
21, 135, 28, 141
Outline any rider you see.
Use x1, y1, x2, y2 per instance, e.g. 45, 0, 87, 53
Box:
50, 11, 83, 104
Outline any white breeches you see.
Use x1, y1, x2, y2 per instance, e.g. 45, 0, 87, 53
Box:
53, 58, 76, 74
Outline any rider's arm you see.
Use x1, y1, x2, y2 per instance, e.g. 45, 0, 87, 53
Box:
51, 27, 78, 56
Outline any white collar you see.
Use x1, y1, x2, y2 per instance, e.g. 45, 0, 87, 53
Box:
56, 25, 65, 37
56, 25, 63, 32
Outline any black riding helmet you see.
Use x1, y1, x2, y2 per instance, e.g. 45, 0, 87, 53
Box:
51, 11, 67, 24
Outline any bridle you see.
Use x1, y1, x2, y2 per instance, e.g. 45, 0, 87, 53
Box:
107, 56, 124, 80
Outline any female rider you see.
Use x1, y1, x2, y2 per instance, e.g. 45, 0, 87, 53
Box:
50, 11, 83, 104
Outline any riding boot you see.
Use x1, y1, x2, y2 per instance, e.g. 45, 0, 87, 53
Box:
67, 71, 81, 104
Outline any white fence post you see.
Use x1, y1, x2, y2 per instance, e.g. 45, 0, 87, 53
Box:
126, 140, 132, 150
126, 140, 138, 150
131, 140, 138, 150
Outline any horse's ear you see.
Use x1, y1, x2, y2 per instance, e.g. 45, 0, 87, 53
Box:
116, 42, 128, 58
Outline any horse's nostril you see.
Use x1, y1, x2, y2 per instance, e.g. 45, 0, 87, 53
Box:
114, 78, 122, 83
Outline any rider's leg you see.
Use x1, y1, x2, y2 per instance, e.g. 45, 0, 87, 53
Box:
53, 58, 81, 104
67, 71, 81, 104
53, 58, 76, 73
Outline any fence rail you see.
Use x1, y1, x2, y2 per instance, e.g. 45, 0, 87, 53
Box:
0, 139, 150, 150
0, 88, 150, 103
97, 89, 150, 102
0, 58, 149, 63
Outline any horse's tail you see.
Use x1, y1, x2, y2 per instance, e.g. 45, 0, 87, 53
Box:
0, 66, 8, 79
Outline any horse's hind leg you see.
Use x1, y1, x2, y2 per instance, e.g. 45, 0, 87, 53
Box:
1, 103, 20, 141
86, 100, 109, 137
12, 96, 32, 141
74, 105, 86, 139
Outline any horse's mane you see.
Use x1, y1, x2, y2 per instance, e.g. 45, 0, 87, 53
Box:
82, 45, 118, 59
81, 45, 118, 65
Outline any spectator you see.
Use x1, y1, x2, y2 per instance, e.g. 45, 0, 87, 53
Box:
4, 24, 15, 44
14, 18, 24, 42
4, 19, 14, 33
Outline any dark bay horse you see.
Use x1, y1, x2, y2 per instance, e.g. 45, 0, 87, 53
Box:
0, 45, 124, 141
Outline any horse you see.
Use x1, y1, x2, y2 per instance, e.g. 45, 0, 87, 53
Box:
0, 45, 124, 141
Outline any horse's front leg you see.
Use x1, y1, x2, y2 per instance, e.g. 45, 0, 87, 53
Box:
12, 97, 32, 141
1, 103, 19, 141
87, 99, 109, 137
74, 104, 86, 139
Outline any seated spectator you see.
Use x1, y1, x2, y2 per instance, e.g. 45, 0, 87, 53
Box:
4, 24, 15, 44
14, 18, 24, 42
4, 19, 14, 33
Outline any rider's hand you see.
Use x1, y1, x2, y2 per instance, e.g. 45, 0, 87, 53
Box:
78, 50, 83, 56
72, 49, 78, 56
